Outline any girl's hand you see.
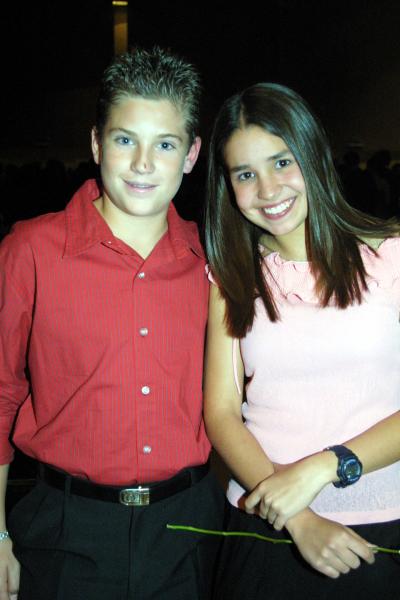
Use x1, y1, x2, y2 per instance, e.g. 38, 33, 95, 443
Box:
285, 509, 375, 579
245, 453, 337, 530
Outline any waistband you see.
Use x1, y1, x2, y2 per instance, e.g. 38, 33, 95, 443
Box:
39, 461, 209, 506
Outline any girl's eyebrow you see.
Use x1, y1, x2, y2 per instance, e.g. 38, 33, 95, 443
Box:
229, 150, 293, 174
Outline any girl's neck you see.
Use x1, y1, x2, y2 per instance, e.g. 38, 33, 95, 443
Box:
260, 230, 308, 262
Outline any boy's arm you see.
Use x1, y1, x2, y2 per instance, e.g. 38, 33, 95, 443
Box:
0, 228, 34, 463
0, 463, 20, 600
0, 230, 36, 599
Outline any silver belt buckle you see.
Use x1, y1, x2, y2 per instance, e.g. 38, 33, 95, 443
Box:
119, 486, 150, 506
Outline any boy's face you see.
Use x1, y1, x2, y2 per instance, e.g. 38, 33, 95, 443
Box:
92, 96, 201, 224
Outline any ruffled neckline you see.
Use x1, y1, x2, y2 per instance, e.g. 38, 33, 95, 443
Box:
264, 250, 310, 272
260, 238, 400, 305
262, 238, 394, 269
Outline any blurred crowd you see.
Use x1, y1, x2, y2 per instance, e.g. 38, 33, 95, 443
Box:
337, 150, 400, 220
0, 159, 97, 240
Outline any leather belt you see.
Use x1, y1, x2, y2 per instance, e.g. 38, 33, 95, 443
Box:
39, 461, 209, 506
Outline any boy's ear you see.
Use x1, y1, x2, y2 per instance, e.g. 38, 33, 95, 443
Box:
91, 127, 102, 165
183, 136, 201, 174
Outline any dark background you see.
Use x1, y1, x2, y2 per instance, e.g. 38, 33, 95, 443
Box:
1, 0, 399, 226
2, 0, 400, 164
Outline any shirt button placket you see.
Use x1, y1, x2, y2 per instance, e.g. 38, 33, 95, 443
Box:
137, 270, 152, 461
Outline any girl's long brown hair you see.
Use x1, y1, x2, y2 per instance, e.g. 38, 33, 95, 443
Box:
205, 83, 400, 338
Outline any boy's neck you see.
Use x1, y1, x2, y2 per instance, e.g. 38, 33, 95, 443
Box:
93, 197, 169, 259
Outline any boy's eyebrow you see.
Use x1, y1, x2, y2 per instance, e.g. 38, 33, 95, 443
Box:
108, 127, 184, 142
229, 150, 293, 173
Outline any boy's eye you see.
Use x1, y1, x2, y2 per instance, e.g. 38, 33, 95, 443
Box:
159, 141, 175, 150
116, 136, 132, 145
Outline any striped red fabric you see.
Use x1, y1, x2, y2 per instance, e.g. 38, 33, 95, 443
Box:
0, 180, 211, 484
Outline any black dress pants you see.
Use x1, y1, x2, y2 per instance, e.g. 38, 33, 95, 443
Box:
214, 502, 400, 600
8, 471, 225, 600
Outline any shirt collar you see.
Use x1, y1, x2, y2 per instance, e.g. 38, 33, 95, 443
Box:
63, 179, 205, 260
63, 179, 111, 257
166, 203, 205, 260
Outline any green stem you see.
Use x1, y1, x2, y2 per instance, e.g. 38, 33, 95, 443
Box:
374, 546, 400, 555
166, 524, 400, 554
167, 524, 292, 545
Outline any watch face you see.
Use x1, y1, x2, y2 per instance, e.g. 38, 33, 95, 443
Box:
343, 458, 362, 482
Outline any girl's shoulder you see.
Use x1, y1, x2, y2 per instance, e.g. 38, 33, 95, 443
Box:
360, 235, 400, 254
362, 235, 399, 250
360, 236, 400, 280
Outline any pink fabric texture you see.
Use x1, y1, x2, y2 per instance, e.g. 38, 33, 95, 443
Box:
210, 238, 400, 525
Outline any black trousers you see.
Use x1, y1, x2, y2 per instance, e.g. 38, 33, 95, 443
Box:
214, 502, 400, 600
8, 470, 225, 600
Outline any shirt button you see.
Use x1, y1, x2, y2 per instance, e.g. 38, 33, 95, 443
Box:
139, 327, 148, 337
143, 445, 152, 454
138, 272, 145, 279
141, 386, 150, 395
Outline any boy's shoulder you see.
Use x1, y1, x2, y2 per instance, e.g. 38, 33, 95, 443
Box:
3, 210, 66, 251
2, 180, 99, 255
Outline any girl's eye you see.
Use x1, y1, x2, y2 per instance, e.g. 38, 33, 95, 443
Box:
276, 158, 292, 169
237, 172, 255, 182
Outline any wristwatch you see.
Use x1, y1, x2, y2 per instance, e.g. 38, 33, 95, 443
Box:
324, 445, 363, 488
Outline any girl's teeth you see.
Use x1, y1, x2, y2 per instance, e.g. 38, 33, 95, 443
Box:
263, 199, 293, 215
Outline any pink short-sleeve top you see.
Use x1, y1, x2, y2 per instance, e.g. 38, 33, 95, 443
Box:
212, 238, 400, 525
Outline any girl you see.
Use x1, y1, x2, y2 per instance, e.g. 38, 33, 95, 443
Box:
204, 83, 400, 599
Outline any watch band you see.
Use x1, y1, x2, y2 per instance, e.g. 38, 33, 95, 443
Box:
324, 445, 363, 488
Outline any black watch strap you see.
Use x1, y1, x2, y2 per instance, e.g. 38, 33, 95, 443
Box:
324, 445, 363, 488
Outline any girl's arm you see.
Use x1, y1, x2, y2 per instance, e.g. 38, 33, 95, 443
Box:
204, 285, 375, 577
245, 411, 400, 530
204, 285, 275, 491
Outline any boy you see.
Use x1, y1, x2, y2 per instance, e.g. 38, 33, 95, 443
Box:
0, 47, 224, 599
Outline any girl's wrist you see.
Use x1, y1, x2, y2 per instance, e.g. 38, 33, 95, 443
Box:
304, 451, 339, 487
285, 508, 314, 537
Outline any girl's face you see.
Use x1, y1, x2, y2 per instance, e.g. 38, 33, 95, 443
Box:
224, 125, 308, 252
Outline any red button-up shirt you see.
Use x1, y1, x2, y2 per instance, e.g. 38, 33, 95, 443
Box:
0, 180, 211, 484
